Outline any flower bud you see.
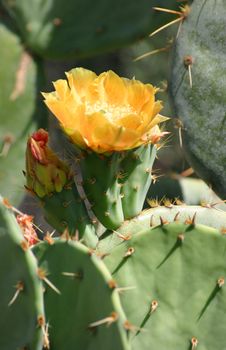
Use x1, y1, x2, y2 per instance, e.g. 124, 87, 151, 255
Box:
26, 129, 69, 197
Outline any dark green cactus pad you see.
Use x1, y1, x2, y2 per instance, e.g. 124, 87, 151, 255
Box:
2, 0, 177, 59
74, 145, 157, 230
39, 181, 98, 247
170, 0, 226, 198
79, 151, 124, 230
34, 239, 130, 350
0, 197, 44, 350
104, 222, 226, 350
121, 144, 156, 219
0, 22, 47, 204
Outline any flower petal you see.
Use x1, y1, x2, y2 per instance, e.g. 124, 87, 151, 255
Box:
43, 68, 169, 153
142, 101, 164, 131
126, 80, 154, 111
79, 112, 118, 152
52, 79, 70, 100
66, 68, 97, 98
117, 114, 141, 130
98, 71, 127, 105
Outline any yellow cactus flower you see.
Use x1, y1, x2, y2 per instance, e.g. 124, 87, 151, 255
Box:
42, 68, 167, 153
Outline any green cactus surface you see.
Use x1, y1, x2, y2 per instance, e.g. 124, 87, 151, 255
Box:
104, 222, 226, 350
33, 239, 130, 350
77, 144, 157, 230
121, 144, 156, 219
0, 22, 47, 205
170, 0, 226, 199
2, 0, 177, 59
97, 204, 226, 253
79, 151, 124, 230
41, 182, 98, 247
25, 129, 98, 246
0, 196, 44, 350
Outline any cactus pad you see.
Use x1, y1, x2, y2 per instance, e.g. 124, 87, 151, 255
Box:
104, 222, 226, 350
34, 239, 130, 350
97, 204, 226, 254
0, 23, 46, 204
121, 144, 156, 219
170, 0, 226, 198
0, 197, 44, 350
3, 0, 166, 59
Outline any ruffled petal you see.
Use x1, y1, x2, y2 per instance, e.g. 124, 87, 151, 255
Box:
52, 79, 70, 100
126, 80, 154, 111
116, 114, 141, 130
99, 71, 127, 105
79, 112, 118, 152
66, 68, 97, 98
140, 101, 164, 131
43, 68, 168, 153
113, 128, 140, 150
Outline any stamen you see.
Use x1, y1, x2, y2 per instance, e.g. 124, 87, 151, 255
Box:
85, 101, 135, 121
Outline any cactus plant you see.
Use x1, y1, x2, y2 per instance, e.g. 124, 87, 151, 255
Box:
104, 222, 226, 350
97, 204, 226, 254
33, 239, 130, 350
76, 143, 158, 229
1, 0, 226, 346
25, 129, 98, 247
170, 0, 226, 199
0, 0, 179, 206
42, 68, 167, 230
2, 0, 178, 59
0, 196, 44, 350
0, 22, 47, 204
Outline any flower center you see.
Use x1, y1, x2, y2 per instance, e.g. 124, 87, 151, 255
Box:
85, 101, 135, 121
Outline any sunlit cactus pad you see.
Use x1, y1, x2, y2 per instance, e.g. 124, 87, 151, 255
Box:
104, 222, 226, 350
34, 240, 130, 350
97, 205, 226, 253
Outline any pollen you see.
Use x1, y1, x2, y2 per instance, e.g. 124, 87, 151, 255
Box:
85, 101, 135, 122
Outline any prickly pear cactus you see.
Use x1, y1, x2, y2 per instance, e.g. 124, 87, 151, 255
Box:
104, 222, 226, 350
77, 143, 157, 230
1, 0, 226, 347
34, 239, 130, 350
146, 176, 216, 205
0, 197, 44, 350
97, 203, 226, 253
42, 68, 166, 230
25, 129, 98, 247
78, 150, 125, 230
170, 0, 226, 198
0, 22, 47, 204
120, 144, 156, 219
2, 0, 166, 59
